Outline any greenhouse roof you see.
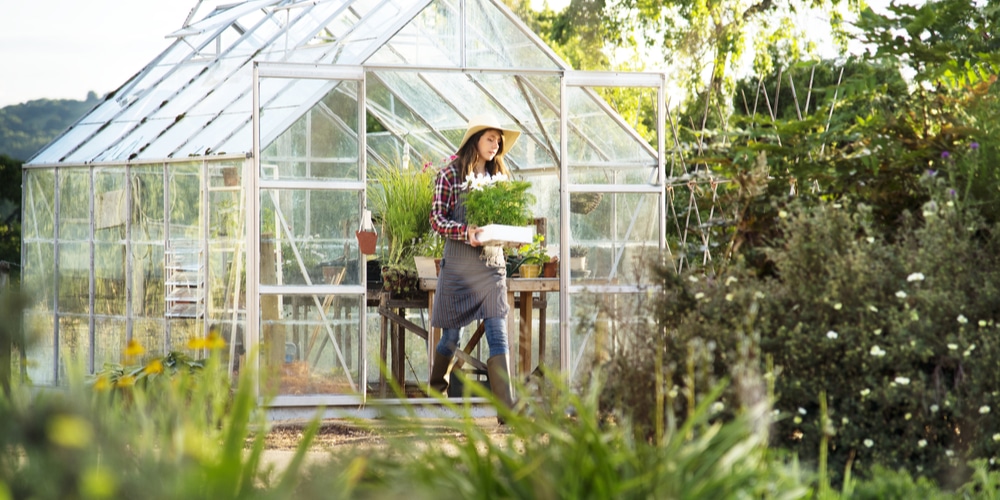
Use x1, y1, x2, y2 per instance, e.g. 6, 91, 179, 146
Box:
29, 0, 657, 172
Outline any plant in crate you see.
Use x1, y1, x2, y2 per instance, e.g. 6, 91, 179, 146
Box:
461, 172, 535, 245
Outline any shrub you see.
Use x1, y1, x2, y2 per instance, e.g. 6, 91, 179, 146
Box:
598, 188, 1000, 489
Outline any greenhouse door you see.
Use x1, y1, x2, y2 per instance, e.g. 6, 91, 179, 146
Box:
251, 63, 369, 407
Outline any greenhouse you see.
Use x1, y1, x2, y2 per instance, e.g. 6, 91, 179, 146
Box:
21, 0, 695, 416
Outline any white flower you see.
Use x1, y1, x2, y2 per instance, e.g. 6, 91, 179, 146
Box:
778, 210, 788, 218
979, 320, 988, 327
870, 346, 886, 357
725, 293, 734, 302
842, 417, 850, 425
930, 404, 939, 413
980, 406, 991, 415
896, 291, 907, 299
907, 272, 925, 282
947, 343, 959, 350
687, 275, 699, 282
894, 376, 911, 385
904, 413, 912, 420
860, 388, 871, 397
827, 330, 838, 339
957, 314, 968, 324
873, 328, 882, 335
725, 276, 738, 286
864, 439, 874, 448
993, 434, 1000, 442
946, 450, 954, 457
793, 416, 802, 424
798, 407, 807, 415
868, 305, 879, 313
866, 236, 875, 243
918, 439, 927, 448
711, 401, 724, 413
694, 292, 705, 300
754, 291, 765, 299
834, 303, 843, 310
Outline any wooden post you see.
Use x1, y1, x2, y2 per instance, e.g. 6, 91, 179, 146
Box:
259, 234, 283, 392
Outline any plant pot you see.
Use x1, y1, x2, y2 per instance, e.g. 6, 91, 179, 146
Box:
520, 264, 541, 278
570, 256, 587, 271
542, 261, 558, 278
356, 230, 378, 255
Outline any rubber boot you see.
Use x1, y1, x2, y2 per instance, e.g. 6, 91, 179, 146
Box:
428, 351, 453, 395
487, 354, 514, 424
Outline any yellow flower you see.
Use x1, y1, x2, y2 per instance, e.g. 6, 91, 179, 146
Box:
206, 331, 227, 350
115, 375, 135, 388
187, 336, 208, 350
93, 375, 112, 392
125, 339, 145, 358
145, 359, 164, 375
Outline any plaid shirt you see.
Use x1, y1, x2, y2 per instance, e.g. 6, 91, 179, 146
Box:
430, 162, 468, 241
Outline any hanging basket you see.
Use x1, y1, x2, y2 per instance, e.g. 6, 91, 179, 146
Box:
356, 209, 378, 255
570, 192, 603, 215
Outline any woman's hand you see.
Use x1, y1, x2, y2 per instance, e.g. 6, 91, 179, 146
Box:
467, 225, 484, 247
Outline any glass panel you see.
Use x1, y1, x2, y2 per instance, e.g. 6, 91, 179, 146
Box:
58, 169, 91, 242
167, 163, 202, 240
23, 242, 54, 308
132, 165, 165, 242
131, 243, 165, 318
261, 82, 360, 182
95, 242, 127, 317
565, 87, 657, 172
58, 315, 90, 382
57, 242, 90, 315
569, 192, 659, 286
94, 318, 126, 370
261, 294, 365, 396
260, 189, 362, 286
167, 318, 202, 352
465, 0, 560, 69
24, 311, 55, 385
372, 0, 461, 66
23, 170, 55, 241
133, 318, 166, 357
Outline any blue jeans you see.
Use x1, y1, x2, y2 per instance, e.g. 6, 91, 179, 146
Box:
436, 316, 508, 358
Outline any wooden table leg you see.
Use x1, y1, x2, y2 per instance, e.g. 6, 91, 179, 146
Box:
519, 292, 534, 377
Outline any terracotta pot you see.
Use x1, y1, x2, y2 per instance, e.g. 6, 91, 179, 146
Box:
542, 261, 558, 278
520, 264, 541, 278
356, 230, 378, 255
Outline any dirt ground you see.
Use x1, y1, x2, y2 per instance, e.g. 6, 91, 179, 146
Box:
262, 417, 509, 451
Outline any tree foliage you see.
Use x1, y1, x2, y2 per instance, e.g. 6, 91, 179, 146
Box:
0, 93, 100, 162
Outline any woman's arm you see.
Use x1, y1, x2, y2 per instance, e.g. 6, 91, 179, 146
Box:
430, 166, 467, 241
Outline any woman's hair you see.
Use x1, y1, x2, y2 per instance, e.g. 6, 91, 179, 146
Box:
456, 128, 512, 179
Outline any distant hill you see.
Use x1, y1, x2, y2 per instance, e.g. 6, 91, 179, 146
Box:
0, 93, 102, 163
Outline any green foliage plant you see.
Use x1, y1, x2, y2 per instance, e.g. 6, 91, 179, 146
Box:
517, 234, 550, 265
460, 172, 534, 228
367, 163, 435, 268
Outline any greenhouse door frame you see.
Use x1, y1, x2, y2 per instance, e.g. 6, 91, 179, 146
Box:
251, 62, 368, 407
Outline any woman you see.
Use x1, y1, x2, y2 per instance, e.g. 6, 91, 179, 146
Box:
428, 114, 520, 420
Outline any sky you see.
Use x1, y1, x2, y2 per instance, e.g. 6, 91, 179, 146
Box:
0, 1, 205, 107
0, 0, 572, 108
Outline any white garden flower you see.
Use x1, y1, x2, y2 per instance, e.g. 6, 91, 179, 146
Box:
725, 276, 738, 286
980, 320, 988, 327
869, 346, 886, 357
930, 404, 939, 413
827, 330, 838, 339
957, 314, 968, 324
860, 388, 871, 397
894, 376, 911, 385
798, 407, 807, 415
688, 275, 699, 282
896, 291, 907, 299
948, 343, 958, 350
778, 210, 788, 218
980, 406, 991, 415
754, 291, 765, 299
864, 439, 874, 448
866, 236, 875, 243
868, 305, 879, 313
992, 433, 1000, 442
905, 413, 912, 420
842, 417, 850, 425
694, 292, 705, 300
834, 303, 843, 310
874, 328, 882, 335
918, 439, 927, 448
907, 272, 925, 282
725, 293, 734, 302
711, 401, 724, 413
946, 450, 954, 457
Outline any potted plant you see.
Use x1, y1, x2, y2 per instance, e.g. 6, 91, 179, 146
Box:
462, 173, 535, 246
517, 234, 549, 278
367, 163, 435, 299
569, 245, 588, 271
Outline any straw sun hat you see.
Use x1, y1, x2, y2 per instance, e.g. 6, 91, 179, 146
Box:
456, 114, 520, 159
